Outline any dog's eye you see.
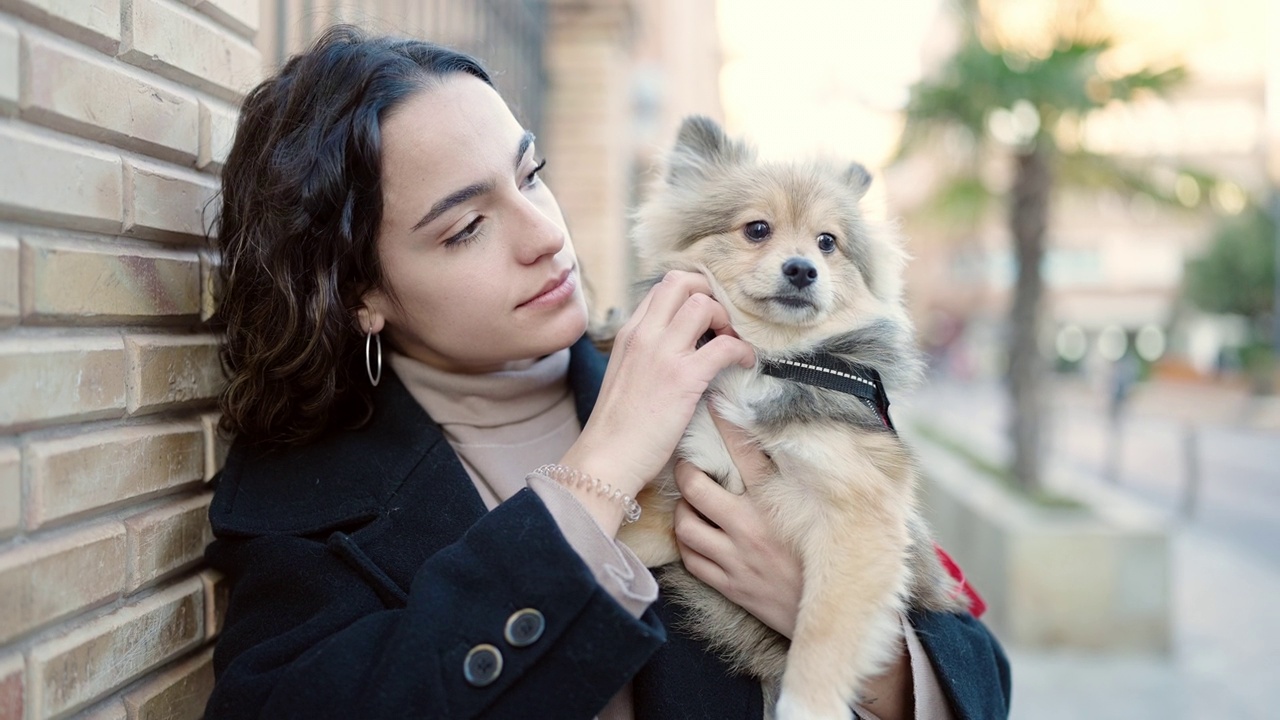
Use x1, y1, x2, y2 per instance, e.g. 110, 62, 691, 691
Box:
817, 233, 837, 254
743, 221, 771, 242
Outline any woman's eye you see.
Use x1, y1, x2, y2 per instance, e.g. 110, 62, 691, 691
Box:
817, 233, 837, 254
743, 221, 771, 242
445, 216, 484, 247
523, 158, 547, 188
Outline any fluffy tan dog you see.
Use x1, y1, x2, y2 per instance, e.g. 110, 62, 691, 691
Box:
617, 116, 970, 720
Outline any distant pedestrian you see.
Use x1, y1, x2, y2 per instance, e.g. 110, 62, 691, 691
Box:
1109, 351, 1140, 421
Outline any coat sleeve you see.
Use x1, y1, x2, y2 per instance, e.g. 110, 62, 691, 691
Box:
908, 609, 1012, 720
204, 490, 666, 720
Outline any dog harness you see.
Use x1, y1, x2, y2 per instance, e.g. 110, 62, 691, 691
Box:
759, 353, 895, 431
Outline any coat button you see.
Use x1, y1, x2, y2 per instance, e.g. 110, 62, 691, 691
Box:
463, 644, 503, 687
503, 608, 546, 647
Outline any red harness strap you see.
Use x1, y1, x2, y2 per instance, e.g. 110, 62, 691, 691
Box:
933, 542, 986, 618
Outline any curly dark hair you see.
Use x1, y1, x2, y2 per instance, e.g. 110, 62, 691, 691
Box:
212, 26, 493, 446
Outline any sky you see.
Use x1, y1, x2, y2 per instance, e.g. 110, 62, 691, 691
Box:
716, 0, 946, 167
715, 0, 1270, 175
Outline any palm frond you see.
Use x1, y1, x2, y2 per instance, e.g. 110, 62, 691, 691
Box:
903, 173, 996, 231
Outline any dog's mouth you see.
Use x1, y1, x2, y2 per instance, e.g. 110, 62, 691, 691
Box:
766, 296, 815, 310
738, 293, 823, 325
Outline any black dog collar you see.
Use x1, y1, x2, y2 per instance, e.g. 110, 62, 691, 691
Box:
760, 354, 895, 431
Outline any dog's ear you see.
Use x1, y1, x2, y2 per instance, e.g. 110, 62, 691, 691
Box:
666, 115, 752, 184
845, 162, 873, 199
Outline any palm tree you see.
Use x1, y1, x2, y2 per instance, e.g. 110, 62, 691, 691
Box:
898, 4, 1186, 493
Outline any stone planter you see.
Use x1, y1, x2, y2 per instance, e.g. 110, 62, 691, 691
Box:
910, 436, 1171, 654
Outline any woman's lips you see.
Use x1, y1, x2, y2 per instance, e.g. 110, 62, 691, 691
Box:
518, 267, 576, 309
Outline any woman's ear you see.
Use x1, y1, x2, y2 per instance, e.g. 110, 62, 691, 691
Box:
356, 296, 387, 336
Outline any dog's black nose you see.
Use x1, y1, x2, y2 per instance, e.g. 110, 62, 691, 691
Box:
782, 257, 818, 289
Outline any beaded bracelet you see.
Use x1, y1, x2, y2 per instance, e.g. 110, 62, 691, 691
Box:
533, 463, 642, 525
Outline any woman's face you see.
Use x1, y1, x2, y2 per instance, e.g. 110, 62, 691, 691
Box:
362, 75, 588, 373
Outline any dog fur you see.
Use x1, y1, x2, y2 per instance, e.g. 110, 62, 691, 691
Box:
616, 117, 969, 720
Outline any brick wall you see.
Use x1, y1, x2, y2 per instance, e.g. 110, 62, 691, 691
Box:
0, 1, 257, 718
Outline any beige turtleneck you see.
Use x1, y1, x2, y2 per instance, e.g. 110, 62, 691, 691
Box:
386, 349, 954, 720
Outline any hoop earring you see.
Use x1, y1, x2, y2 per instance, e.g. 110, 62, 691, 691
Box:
365, 331, 382, 387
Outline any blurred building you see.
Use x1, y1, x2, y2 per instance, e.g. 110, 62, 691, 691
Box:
891, 0, 1269, 380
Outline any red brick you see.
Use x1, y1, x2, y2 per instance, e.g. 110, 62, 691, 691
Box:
28, 578, 204, 718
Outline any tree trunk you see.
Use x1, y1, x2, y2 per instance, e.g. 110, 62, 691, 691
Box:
1007, 145, 1052, 493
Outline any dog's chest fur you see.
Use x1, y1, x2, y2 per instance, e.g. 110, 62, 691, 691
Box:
679, 362, 893, 497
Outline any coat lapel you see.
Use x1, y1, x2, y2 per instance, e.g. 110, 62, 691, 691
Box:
358, 337, 610, 586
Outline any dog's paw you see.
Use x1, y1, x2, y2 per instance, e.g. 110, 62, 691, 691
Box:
774, 691, 854, 720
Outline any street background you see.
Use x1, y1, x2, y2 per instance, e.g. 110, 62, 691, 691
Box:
898, 376, 1280, 719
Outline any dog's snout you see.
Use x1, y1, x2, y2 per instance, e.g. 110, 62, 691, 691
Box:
782, 257, 818, 289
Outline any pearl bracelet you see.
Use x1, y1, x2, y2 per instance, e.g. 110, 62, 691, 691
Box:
533, 463, 642, 525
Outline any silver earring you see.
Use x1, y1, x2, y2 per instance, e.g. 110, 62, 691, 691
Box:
366, 331, 382, 387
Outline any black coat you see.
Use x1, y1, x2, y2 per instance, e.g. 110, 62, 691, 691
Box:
204, 337, 1011, 719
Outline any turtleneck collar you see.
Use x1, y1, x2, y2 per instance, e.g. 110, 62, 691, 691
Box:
387, 348, 572, 430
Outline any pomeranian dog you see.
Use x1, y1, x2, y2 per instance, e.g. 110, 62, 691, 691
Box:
617, 116, 970, 720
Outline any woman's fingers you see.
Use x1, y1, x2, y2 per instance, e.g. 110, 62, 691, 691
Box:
639, 271, 716, 328
673, 492, 735, 559
612, 271, 704, 350
676, 535, 730, 590
708, 408, 774, 491
627, 271, 736, 356
565, 270, 753, 503
665, 292, 730, 343
621, 271, 755, 383
673, 463, 803, 638
674, 460, 739, 532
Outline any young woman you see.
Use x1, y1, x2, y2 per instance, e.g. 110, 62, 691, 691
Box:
204, 26, 1010, 719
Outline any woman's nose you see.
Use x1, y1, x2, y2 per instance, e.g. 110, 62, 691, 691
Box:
514, 195, 567, 263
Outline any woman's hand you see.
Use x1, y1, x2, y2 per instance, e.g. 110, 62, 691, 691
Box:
672, 409, 803, 638
561, 272, 754, 527
675, 410, 917, 718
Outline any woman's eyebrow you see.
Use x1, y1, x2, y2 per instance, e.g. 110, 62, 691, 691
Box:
410, 131, 537, 234
411, 181, 491, 233
514, 130, 535, 170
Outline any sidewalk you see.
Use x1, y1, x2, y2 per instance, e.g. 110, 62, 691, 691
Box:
1002, 527, 1280, 720
896, 379, 1280, 720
